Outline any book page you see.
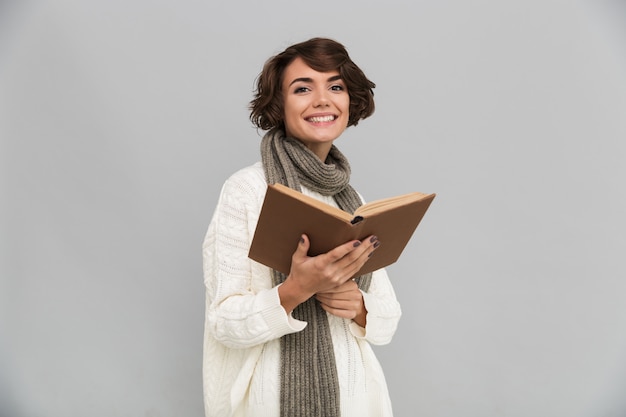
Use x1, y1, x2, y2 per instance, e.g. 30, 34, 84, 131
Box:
354, 192, 432, 218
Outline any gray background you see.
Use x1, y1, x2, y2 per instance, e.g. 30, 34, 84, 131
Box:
2, 1, 626, 416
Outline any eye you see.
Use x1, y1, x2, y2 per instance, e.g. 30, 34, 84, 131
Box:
330, 84, 344, 91
294, 86, 310, 94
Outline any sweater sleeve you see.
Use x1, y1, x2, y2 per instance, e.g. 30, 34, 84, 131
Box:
203, 169, 306, 349
348, 267, 402, 345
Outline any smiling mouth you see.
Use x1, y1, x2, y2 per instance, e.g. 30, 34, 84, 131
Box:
306, 115, 336, 123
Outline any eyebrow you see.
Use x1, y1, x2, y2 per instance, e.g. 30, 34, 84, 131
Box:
288, 74, 342, 87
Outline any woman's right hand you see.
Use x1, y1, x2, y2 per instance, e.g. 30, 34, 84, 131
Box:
277, 234, 379, 314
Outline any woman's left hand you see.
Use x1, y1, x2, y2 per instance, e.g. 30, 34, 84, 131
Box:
315, 279, 367, 327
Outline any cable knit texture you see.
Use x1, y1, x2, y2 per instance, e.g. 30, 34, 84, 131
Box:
203, 162, 402, 417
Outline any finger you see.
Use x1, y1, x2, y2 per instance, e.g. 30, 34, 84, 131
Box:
317, 300, 358, 319
335, 236, 380, 278
329, 235, 378, 269
316, 288, 361, 305
309, 241, 363, 285
310, 235, 380, 287
321, 238, 365, 265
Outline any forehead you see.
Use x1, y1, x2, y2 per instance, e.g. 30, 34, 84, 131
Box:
282, 57, 340, 85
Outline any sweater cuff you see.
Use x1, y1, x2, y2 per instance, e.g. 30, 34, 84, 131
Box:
260, 285, 307, 336
349, 321, 366, 338
348, 290, 400, 344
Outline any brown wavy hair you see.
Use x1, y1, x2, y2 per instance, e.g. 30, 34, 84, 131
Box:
249, 37, 376, 131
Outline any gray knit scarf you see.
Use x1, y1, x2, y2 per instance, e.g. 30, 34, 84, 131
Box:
261, 127, 372, 417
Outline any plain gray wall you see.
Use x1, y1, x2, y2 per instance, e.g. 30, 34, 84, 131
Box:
2, 1, 626, 416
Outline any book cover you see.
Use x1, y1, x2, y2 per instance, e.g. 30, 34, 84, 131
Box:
248, 184, 435, 276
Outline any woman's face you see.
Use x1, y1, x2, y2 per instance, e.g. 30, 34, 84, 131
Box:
282, 57, 350, 160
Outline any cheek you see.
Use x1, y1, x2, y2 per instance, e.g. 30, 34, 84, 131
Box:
283, 109, 298, 130
283, 98, 301, 119
282, 103, 298, 135
341, 96, 350, 113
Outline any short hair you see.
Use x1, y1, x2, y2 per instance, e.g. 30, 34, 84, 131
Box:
249, 37, 376, 131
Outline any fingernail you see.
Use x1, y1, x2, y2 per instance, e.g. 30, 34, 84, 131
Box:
300, 236, 305, 244
373, 241, 381, 249
353, 241, 361, 247
370, 236, 378, 243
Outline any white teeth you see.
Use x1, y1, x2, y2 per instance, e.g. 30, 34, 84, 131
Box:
308, 115, 335, 123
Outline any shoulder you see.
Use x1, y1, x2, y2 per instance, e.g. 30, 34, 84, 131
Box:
219, 161, 267, 206
224, 161, 265, 186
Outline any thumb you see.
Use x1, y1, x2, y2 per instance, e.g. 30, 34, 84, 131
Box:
292, 234, 310, 261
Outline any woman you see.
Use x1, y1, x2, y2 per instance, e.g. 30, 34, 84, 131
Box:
202, 37, 402, 417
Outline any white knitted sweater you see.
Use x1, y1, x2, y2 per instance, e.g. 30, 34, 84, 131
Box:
202, 162, 402, 417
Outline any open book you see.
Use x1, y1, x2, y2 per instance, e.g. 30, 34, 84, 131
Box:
248, 183, 436, 276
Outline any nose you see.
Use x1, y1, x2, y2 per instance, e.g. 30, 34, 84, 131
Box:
313, 90, 330, 107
